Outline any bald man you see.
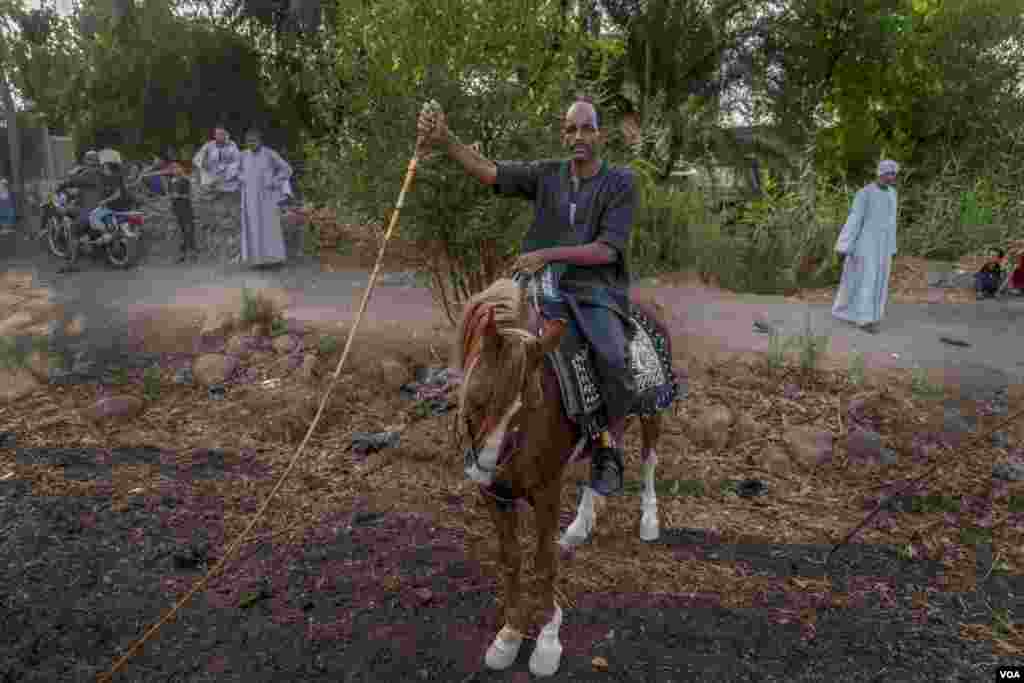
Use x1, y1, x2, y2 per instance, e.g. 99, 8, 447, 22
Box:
418, 99, 638, 496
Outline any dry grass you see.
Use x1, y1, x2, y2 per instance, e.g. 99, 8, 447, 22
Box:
0, 325, 1021, 654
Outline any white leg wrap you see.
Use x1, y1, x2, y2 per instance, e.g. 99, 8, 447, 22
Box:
640, 450, 659, 541
559, 486, 601, 547
484, 624, 523, 670
528, 603, 563, 677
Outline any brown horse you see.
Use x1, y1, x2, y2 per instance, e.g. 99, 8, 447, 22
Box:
450, 277, 675, 676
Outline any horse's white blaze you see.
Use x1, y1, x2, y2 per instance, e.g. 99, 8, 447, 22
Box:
464, 398, 522, 486
484, 624, 523, 670
528, 603, 563, 677
559, 486, 601, 547
640, 449, 659, 541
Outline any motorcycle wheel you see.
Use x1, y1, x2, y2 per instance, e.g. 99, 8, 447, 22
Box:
46, 212, 72, 259
106, 234, 138, 268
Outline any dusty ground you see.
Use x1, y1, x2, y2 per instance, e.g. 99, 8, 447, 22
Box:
1, 229, 1023, 680
791, 256, 980, 306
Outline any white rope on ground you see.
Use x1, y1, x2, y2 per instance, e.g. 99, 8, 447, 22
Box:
97, 101, 442, 683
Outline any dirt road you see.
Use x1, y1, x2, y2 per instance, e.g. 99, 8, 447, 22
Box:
5, 224, 1019, 401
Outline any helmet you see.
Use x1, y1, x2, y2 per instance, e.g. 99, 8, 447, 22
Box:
98, 148, 122, 165
84, 150, 100, 165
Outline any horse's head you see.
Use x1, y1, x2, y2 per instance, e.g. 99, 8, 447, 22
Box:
453, 279, 566, 482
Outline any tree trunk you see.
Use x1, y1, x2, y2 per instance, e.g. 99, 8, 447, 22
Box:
0, 66, 22, 219
575, 0, 600, 84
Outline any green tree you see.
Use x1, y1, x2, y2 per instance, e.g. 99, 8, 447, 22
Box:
306, 0, 585, 323
0, 0, 30, 210
594, 0, 772, 181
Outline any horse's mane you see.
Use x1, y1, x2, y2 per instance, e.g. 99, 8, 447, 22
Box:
451, 278, 532, 372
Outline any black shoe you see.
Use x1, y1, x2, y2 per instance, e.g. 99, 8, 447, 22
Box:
591, 446, 624, 496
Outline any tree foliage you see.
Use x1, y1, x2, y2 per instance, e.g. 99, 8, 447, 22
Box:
2, 0, 1023, 288
305, 0, 586, 322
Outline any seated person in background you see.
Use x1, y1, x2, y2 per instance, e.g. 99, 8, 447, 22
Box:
1007, 254, 1024, 295
975, 247, 1005, 299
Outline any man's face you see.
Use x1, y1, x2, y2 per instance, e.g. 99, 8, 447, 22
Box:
878, 172, 897, 187
214, 128, 227, 145
562, 103, 601, 164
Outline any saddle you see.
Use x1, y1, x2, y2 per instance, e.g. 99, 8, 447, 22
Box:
522, 272, 682, 440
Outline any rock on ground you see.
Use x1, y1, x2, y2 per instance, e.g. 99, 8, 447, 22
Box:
272, 334, 300, 355
846, 428, 883, 464
375, 358, 408, 388
200, 311, 235, 340
226, 335, 256, 359
732, 414, 768, 447
82, 395, 145, 424
192, 354, 239, 386
751, 445, 790, 474
783, 426, 834, 468
993, 461, 1024, 482
0, 367, 41, 403
690, 405, 735, 450
24, 350, 61, 382
0, 312, 34, 336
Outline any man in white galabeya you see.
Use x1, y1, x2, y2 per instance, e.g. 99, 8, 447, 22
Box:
239, 128, 292, 268
832, 159, 900, 334
193, 124, 240, 193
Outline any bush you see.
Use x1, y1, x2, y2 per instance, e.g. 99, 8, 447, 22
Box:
630, 183, 720, 278
305, 75, 568, 325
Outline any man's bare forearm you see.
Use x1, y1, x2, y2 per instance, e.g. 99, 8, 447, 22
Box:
444, 136, 497, 186
544, 243, 617, 266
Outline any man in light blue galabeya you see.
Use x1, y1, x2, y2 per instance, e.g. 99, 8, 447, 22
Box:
832, 159, 900, 334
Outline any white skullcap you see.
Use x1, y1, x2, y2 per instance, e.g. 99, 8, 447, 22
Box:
878, 159, 899, 175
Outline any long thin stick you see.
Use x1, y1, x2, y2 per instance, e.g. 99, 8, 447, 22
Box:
98, 114, 434, 682
827, 403, 1024, 565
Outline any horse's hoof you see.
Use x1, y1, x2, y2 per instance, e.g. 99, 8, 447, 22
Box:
484, 626, 523, 670
558, 532, 588, 548
528, 639, 563, 677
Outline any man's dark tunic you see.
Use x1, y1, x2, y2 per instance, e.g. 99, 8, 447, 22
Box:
494, 158, 638, 427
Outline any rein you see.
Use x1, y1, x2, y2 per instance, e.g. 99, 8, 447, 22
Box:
457, 302, 527, 479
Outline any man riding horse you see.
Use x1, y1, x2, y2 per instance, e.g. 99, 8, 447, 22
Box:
417, 97, 638, 496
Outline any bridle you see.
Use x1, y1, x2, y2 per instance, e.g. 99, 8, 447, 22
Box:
456, 298, 532, 490
458, 337, 526, 471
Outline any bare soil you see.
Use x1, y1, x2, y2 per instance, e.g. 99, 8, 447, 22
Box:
1, 233, 1021, 680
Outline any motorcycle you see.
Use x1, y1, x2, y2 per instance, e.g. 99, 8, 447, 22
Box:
40, 191, 143, 268
39, 188, 79, 260
77, 202, 144, 268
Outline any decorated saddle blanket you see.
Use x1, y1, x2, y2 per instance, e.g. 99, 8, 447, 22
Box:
523, 269, 683, 440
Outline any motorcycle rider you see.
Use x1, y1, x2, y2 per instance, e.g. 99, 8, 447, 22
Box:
55, 153, 128, 273
55, 151, 104, 273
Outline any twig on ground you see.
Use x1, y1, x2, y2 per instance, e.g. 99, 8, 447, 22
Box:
837, 396, 844, 437
828, 404, 1024, 565
982, 551, 1002, 583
